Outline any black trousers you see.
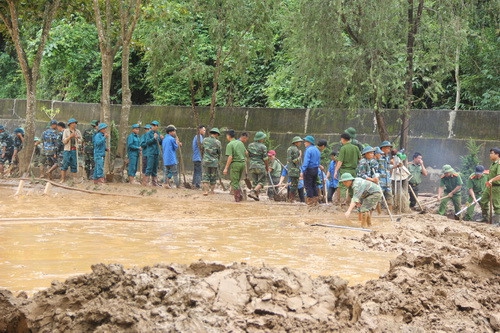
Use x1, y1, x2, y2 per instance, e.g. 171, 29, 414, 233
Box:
304, 167, 318, 198
409, 183, 419, 208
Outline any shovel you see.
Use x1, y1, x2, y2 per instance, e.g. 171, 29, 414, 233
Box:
244, 161, 252, 190
177, 144, 192, 189
268, 170, 278, 198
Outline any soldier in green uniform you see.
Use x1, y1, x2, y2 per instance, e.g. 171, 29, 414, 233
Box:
340, 173, 383, 228
464, 165, 487, 221
344, 127, 364, 153
408, 152, 428, 209
438, 165, 463, 217
223, 129, 247, 202
334, 133, 362, 203
356, 146, 379, 184
247, 131, 269, 201
286, 136, 303, 202
201, 128, 222, 196
480, 148, 500, 225
267, 150, 282, 200
82, 120, 99, 180
127, 124, 142, 184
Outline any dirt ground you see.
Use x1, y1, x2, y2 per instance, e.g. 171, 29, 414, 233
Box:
1, 179, 500, 332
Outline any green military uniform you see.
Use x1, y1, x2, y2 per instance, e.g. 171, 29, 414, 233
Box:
286, 139, 302, 197
248, 141, 268, 187
226, 139, 246, 190
464, 173, 487, 221
202, 135, 222, 185
480, 159, 500, 223
82, 122, 97, 179
267, 158, 282, 199
338, 141, 361, 198
408, 162, 423, 208
351, 177, 383, 213
438, 169, 463, 215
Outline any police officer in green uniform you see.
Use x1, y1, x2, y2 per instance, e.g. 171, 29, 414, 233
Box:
201, 127, 222, 196
438, 165, 463, 218
83, 120, 99, 179
464, 165, 487, 221
127, 124, 141, 184
286, 136, 303, 202
480, 148, 500, 225
223, 129, 247, 202
344, 127, 364, 152
334, 133, 362, 203
247, 131, 269, 201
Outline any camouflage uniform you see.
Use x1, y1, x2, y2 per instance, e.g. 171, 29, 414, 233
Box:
12, 129, 24, 165
56, 131, 64, 166
377, 155, 394, 205
0, 131, 14, 165
202, 136, 222, 185
83, 126, 97, 179
248, 141, 268, 187
286, 145, 301, 196
41, 127, 59, 167
356, 158, 379, 180
351, 177, 383, 213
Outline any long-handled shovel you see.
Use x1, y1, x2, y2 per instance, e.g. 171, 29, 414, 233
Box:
381, 192, 395, 222
408, 184, 424, 212
244, 161, 252, 190
455, 196, 482, 217
268, 170, 278, 198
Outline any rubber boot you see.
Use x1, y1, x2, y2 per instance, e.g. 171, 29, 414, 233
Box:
142, 175, 149, 186
60, 170, 67, 183
476, 208, 490, 223
234, 189, 242, 202
129, 176, 136, 184
210, 185, 215, 194
367, 212, 372, 227
202, 183, 209, 196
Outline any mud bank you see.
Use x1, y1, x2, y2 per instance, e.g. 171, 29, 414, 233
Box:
1, 221, 500, 332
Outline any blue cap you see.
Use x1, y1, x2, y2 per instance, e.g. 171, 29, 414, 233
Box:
361, 146, 375, 155
0, 125, 4, 131
380, 141, 393, 148
68, 118, 78, 124
50, 120, 58, 125
151, 120, 160, 126
303, 135, 315, 145
97, 123, 108, 130
374, 147, 383, 155
14, 128, 24, 134
475, 165, 485, 174
132, 124, 140, 129
144, 124, 151, 129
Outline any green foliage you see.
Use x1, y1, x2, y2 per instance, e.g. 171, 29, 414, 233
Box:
459, 139, 483, 198
0, 53, 25, 98
110, 120, 120, 158
262, 130, 280, 152
41, 106, 60, 120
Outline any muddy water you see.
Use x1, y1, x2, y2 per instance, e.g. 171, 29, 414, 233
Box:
0, 186, 396, 294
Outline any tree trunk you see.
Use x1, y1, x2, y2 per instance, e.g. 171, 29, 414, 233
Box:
190, 79, 200, 127
118, 45, 131, 159
209, 46, 222, 128
21, 82, 37, 173
374, 108, 389, 142
454, 46, 461, 111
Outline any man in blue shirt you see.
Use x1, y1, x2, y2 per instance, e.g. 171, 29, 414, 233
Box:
192, 125, 206, 189
163, 125, 181, 188
93, 123, 108, 184
301, 135, 321, 206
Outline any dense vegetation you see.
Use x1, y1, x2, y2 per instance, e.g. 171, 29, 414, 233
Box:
1, 0, 498, 111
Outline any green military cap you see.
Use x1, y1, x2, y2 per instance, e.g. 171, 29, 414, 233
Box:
90, 120, 99, 126
291, 136, 303, 144
442, 165, 455, 174
151, 120, 160, 126
254, 131, 267, 141
339, 173, 355, 182
344, 127, 357, 139
34, 137, 40, 142
209, 127, 221, 135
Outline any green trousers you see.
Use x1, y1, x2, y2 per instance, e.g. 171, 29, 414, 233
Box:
230, 161, 245, 190
464, 194, 481, 221
438, 193, 461, 215
480, 186, 500, 215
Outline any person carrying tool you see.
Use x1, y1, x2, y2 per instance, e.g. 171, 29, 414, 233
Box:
0, 125, 14, 177
40, 120, 59, 179
340, 173, 383, 228
247, 131, 269, 201
82, 120, 99, 180
267, 150, 282, 200
192, 125, 206, 189
378, 141, 396, 212
93, 123, 108, 184
142, 120, 162, 186
223, 129, 247, 202
201, 127, 222, 196
126, 124, 142, 184
325, 151, 339, 203
334, 133, 362, 204
162, 125, 181, 188
408, 152, 428, 209
286, 136, 303, 202
301, 135, 321, 206
356, 146, 379, 184
140, 124, 151, 177
60, 118, 82, 183
437, 164, 463, 218
463, 165, 487, 221
479, 148, 500, 225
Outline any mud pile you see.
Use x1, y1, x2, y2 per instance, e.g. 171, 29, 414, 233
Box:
1, 217, 500, 332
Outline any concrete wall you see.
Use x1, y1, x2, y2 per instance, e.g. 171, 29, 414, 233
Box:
1, 99, 499, 191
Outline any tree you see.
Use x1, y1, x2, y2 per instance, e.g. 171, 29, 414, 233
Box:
117, 0, 142, 159
0, 0, 61, 172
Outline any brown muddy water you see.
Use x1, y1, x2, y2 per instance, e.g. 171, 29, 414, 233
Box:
0, 184, 396, 294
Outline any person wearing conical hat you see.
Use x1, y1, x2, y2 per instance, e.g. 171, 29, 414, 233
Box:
340, 173, 383, 228
201, 127, 222, 195
93, 123, 109, 184
286, 136, 303, 202
60, 118, 82, 183
247, 131, 269, 201
127, 124, 142, 184
437, 164, 463, 217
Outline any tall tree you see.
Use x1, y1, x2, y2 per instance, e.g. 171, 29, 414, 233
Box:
0, 0, 61, 172
117, 0, 142, 159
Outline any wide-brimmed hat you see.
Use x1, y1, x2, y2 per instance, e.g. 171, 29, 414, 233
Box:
254, 131, 267, 141
291, 136, 303, 144
379, 141, 393, 148
97, 123, 108, 131
374, 147, 384, 155
68, 118, 78, 124
209, 127, 221, 135
303, 135, 315, 145
362, 146, 375, 155
442, 164, 455, 174
339, 173, 355, 182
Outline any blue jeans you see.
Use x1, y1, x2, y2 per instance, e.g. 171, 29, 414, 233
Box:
192, 161, 202, 188
61, 150, 78, 173
164, 164, 179, 187
93, 155, 104, 179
